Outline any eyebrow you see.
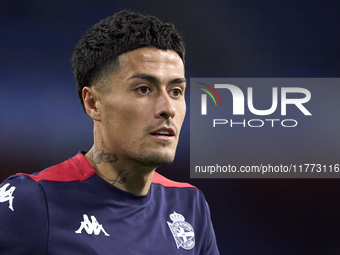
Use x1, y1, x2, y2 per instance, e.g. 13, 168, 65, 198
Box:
128, 73, 186, 86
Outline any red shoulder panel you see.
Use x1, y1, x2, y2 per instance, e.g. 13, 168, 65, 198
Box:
152, 172, 196, 189
16, 153, 95, 182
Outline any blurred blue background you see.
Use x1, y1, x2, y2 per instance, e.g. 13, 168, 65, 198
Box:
1, 1, 340, 254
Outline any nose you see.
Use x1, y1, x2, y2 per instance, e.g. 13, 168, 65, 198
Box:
155, 91, 176, 119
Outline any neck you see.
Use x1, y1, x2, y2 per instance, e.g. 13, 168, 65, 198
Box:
85, 146, 156, 195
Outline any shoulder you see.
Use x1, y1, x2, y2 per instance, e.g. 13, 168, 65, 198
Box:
152, 171, 197, 189
0, 152, 94, 213
151, 172, 206, 203
0, 174, 47, 214
151, 173, 219, 254
151, 172, 210, 217
0, 175, 49, 253
16, 152, 95, 183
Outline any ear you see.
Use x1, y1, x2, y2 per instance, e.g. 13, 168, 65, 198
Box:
82, 86, 101, 121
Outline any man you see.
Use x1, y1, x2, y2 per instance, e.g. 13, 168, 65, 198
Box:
0, 10, 219, 254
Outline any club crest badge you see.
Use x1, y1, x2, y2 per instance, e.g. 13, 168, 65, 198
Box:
167, 211, 195, 250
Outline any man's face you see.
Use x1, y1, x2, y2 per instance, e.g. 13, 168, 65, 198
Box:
96, 48, 186, 167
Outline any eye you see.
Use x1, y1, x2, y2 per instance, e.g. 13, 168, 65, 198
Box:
169, 88, 182, 98
136, 86, 151, 94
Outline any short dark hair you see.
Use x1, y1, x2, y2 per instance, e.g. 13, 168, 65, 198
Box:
71, 10, 185, 111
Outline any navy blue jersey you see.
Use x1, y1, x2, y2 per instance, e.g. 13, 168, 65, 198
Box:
0, 152, 219, 254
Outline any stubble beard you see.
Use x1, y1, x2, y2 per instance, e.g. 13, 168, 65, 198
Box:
139, 142, 176, 167
137, 119, 179, 167
125, 142, 176, 168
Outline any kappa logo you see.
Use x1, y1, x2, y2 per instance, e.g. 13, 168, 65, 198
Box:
0, 183, 16, 211
75, 214, 110, 236
167, 211, 195, 250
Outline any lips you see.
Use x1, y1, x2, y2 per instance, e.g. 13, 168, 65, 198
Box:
150, 127, 175, 137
